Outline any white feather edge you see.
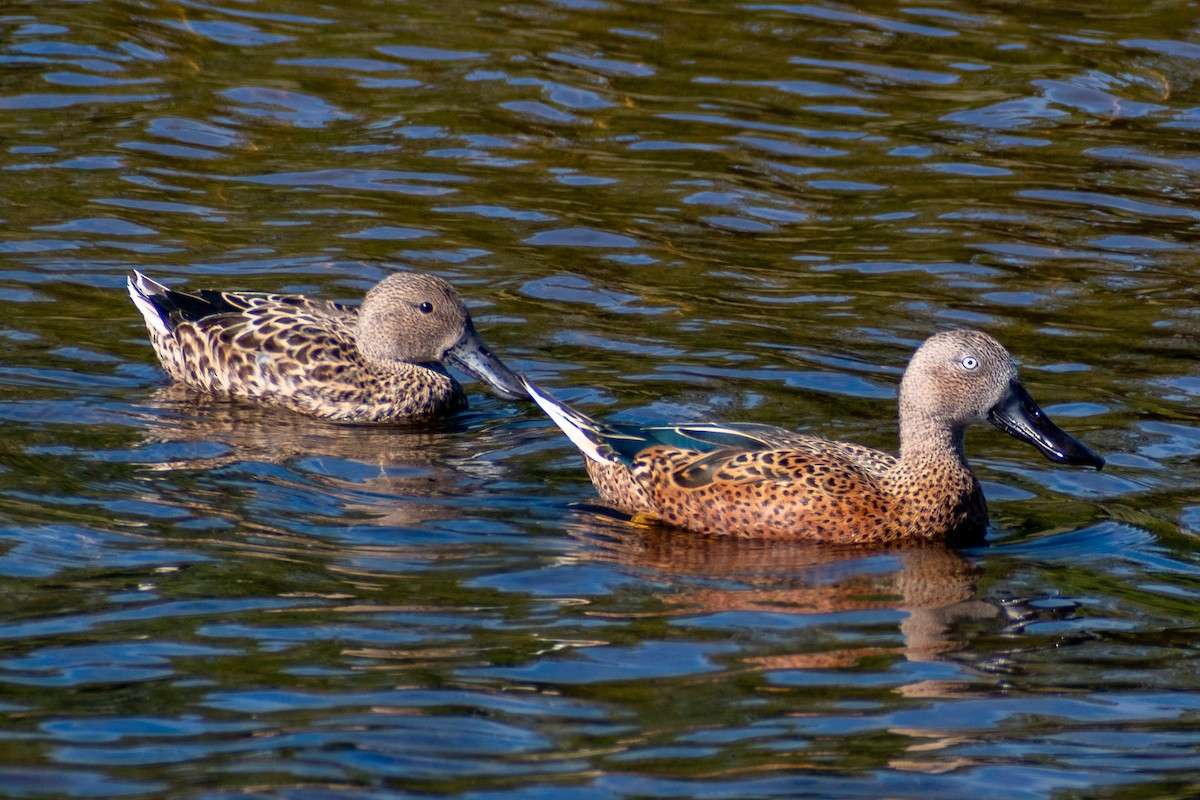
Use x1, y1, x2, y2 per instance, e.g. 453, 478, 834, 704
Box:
522, 377, 616, 466
127, 271, 172, 338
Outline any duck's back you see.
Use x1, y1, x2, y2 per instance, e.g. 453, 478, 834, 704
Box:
579, 422, 911, 542
154, 286, 355, 326
619, 439, 983, 544
624, 423, 896, 473
600, 444, 890, 543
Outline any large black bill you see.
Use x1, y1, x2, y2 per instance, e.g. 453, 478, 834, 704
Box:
987, 380, 1104, 469
445, 328, 528, 401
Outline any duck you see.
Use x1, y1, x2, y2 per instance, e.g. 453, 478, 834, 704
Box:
128, 270, 526, 422
523, 329, 1104, 545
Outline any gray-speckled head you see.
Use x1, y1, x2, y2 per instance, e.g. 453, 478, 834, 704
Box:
898, 329, 1103, 468
355, 273, 526, 400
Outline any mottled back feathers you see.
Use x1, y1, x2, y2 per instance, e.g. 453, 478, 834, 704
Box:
129, 271, 525, 422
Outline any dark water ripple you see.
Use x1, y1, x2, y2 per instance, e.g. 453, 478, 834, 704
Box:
2, 0, 1200, 797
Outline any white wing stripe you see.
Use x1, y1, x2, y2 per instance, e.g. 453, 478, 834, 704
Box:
523, 378, 616, 466
127, 271, 172, 338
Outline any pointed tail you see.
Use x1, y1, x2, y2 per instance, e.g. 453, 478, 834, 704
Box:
522, 377, 622, 466
127, 271, 173, 338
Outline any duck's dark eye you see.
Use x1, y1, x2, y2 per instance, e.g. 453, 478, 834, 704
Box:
418, 302, 434, 314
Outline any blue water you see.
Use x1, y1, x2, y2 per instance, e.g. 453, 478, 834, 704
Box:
2, 1, 1200, 797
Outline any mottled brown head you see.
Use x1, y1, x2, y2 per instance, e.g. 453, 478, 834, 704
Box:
898, 329, 1103, 468
355, 272, 526, 400
899, 330, 1019, 430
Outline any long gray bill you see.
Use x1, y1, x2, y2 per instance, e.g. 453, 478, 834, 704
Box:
445, 326, 527, 400
987, 380, 1104, 469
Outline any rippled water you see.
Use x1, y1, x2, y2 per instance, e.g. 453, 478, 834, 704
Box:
2, 0, 1200, 797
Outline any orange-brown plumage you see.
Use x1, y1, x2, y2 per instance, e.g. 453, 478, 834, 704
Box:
526, 330, 1103, 544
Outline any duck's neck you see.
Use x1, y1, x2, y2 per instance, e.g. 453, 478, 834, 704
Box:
888, 418, 986, 542
898, 417, 967, 467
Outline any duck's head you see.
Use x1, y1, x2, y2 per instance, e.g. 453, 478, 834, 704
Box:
356, 272, 526, 400
899, 329, 1103, 469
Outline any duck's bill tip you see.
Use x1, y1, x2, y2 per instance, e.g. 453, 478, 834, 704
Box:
988, 381, 1104, 470
1040, 438, 1105, 470
445, 333, 528, 401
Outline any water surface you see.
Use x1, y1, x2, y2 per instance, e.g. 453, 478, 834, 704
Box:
1, 1, 1200, 797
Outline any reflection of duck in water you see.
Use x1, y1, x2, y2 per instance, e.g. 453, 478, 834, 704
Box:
138, 385, 507, 470
526, 330, 1103, 545
569, 511, 998, 665
136, 387, 519, 530
573, 517, 1037, 773
128, 271, 526, 422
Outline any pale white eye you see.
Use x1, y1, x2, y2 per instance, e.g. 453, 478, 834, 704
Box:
962, 356, 979, 370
